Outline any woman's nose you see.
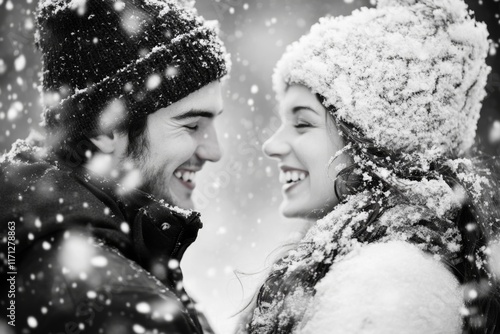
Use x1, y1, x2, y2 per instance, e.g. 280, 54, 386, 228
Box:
262, 126, 290, 159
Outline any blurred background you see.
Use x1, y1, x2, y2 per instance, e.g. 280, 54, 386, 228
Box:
1, 0, 499, 333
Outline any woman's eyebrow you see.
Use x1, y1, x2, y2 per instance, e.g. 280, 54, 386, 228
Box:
292, 106, 319, 115
173, 109, 223, 121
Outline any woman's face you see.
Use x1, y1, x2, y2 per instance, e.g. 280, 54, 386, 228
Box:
263, 85, 349, 220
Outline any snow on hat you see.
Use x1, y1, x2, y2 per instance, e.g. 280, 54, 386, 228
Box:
36, 0, 230, 139
273, 0, 490, 158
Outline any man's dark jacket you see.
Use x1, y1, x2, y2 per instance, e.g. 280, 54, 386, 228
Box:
0, 139, 212, 334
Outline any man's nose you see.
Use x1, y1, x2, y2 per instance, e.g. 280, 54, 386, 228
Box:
262, 125, 290, 160
197, 124, 222, 162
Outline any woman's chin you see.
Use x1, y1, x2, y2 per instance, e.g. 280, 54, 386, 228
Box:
280, 200, 314, 220
280, 198, 338, 221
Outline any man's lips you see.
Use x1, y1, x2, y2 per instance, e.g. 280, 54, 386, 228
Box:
174, 169, 199, 190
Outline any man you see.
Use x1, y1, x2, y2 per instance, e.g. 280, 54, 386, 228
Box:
0, 0, 230, 333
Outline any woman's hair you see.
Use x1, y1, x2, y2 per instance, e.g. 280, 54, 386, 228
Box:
333, 115, 500, 333
247, 106, 500, 333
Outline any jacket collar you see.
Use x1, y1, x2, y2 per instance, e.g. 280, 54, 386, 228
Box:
69, 164, 203, 264
1, 139, 202, 266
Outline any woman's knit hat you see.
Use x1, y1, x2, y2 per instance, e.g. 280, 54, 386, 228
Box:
36, 0, 230, 138
273, 0, 490, 159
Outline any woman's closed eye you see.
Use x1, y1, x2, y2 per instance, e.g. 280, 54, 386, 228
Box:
291, 107, 319, 131
294, 121, 311, 128
294, 118, 314, 130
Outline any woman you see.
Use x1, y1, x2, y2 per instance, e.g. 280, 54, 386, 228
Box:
241, 0, 500, 333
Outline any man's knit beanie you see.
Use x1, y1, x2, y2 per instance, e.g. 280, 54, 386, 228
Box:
36, 0, 230, 140
273, 0, 490, 159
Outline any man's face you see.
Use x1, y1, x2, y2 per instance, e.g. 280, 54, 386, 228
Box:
127, 81, 223, 209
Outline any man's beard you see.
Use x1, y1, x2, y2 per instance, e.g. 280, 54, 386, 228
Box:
138, 163, 175, 204
123, 132, 176, 205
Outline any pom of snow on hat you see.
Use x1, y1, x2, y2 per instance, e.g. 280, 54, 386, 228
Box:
273, 0, 490, 158
36, 0, 231, 139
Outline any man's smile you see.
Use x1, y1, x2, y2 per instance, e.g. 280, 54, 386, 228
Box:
174, 169, 198, 190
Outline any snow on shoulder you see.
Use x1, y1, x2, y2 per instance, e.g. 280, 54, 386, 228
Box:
0, 139, 47, 165
301, 241, 463, 334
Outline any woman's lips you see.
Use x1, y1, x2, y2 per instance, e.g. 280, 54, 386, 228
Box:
283, 178, 307, 193
279, 170, 308, 184
279, 168, 309, 193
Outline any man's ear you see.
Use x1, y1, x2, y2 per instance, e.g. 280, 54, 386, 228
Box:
89, 132, 118, 154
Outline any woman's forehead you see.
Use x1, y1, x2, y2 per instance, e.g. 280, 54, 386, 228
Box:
280, 85, 326, 115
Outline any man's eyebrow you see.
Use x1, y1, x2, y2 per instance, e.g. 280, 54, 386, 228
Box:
172, 109, 223, 121
292, 106, 319, 115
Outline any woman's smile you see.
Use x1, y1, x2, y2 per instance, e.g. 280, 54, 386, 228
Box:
279, 165, 309, 193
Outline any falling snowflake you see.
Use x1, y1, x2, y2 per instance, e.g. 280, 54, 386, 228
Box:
0, 59, 7, 74
90, 256, 108, 267
7, 101, 23, 121
114, 0, 126, 12
86, 291, 97, 299
14, 55, 26, 71
27, 316, 37, 328
86, 153, 113, 176
135, 302, 151, 314
489, 120, 500, 144
133, 324, 146, 334
146, 73, 162, 90
99, 98, 126, 132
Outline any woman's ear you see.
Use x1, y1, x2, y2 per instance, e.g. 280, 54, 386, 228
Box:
89, 132, 118, 154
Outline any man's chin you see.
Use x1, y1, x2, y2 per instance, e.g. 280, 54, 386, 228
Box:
138, 174, 194, 209
157, 191, 194, 210
170, 196, 195, 210
176, 201, 195, 210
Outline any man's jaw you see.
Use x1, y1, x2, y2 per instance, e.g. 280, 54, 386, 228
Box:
168, 168, 200, 209
121, 152, 195, 208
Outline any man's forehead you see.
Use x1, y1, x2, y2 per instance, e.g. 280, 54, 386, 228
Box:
161, 81, 223, 118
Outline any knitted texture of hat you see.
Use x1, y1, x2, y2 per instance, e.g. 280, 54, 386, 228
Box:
273, 0, 490, 159
36, 0, 230, 139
